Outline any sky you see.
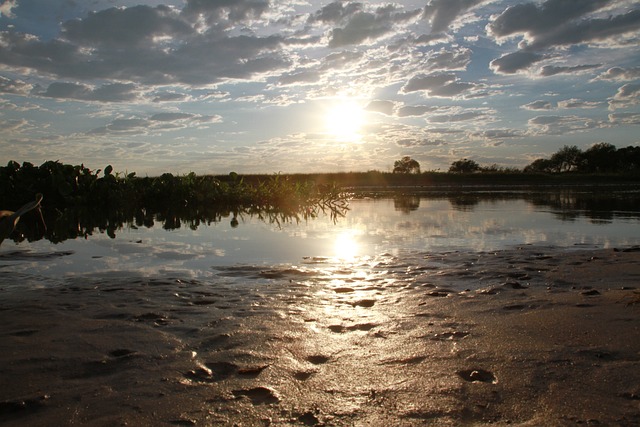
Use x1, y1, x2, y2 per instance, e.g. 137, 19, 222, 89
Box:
0, 0, 639, 175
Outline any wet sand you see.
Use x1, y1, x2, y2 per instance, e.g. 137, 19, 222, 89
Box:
1, 246, 639, 426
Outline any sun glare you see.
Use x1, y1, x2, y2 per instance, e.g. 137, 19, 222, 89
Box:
334, 231, 360, 260
324, 100, 365, 142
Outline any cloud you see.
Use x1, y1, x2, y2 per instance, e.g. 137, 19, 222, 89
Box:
402, 72, 479, 98
609, 112, 640, 124
0, 4, 288, 87
37, 82, 141, 102
62, 5, 192, 48
0, 75, 34, 95
277, 69, 322, 86
428, 110, 488, 123
0, 118, 29, 132
181, 0, 270, 26
557, 98, 601, 109
522, 100, 554, 110
425, 47, 472, 71
397, 138, 446, 147
396, 105, 438, 117
489, 51, 544, 74
328, 5, 420, 48
608, 83, 640, 110
539, 63, 602, 76
487, 0, 640, 74
89, 112, 221, 136
308, 2, 363, 24
152, 91, 192, 103
596, 66, 640, 81
487, 0, 611, 41
473, 129, 524, 140
423, 0, 492, 33
365, 100, 395, 115
525, 9, 640, 51
149, 113, 196, 122
528, 115, 601, 135
403, 73, 456, 92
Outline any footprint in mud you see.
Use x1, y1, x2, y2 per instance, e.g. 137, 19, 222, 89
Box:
306, 355, 330, 365
328, 322, 378, 333
457, 368, 497, 384
351, 299, 376, 308
232, 387, 280, 405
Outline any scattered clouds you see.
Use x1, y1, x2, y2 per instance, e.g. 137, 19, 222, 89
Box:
88, 112, 221, 136
522, 100, 554, 111
539, 64, 602, 77
327, 5, 420, 48
365, 99, 395, 115
528, 115, 602, 135
557, 98, 601, 109
0, 0, 638, 174
37, 82, 142, 103
487, 0, 640, 74
423, 0, 492, 33
402, 73, 477, 98
428, 108, 491, 123
596, 66, 640, 81
608, 83, 640, 110
0, 75, 33, 95
609, 112, 640, 124
490, 51, 544, 74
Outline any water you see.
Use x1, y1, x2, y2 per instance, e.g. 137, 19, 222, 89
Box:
1, 192, 639, 284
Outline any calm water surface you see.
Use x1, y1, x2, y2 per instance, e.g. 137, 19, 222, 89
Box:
1, 194, 639, 285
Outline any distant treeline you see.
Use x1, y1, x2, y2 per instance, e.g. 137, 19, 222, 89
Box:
2, 156, 640, 212
523, 143, 640, 174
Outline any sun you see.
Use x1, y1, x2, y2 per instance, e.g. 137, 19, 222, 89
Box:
324, 99, 365, 142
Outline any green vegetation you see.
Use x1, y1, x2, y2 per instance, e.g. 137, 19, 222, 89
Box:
0, 160, 348, 244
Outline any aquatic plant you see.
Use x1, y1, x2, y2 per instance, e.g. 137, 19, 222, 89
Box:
0, 161, 350, 245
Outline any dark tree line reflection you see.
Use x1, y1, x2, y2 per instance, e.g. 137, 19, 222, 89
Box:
392, 189, 640, 223
7, 202, 348, 246
5, 189, 639, 246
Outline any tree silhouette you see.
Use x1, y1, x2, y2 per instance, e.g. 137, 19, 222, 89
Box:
393, 156, 421, 174
582, 142, 617, 173
549, 145, 582, 172
449, 158, 480, 173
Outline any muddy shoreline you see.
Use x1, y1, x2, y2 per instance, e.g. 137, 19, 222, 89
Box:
1, 246, 639, 426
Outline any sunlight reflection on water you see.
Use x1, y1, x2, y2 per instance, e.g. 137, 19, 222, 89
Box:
1, 196, 639, 285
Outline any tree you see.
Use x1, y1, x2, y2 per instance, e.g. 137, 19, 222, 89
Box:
393, 156, 421, 174
581, 142, 617, 173
449, 158, 480, 173
524, 158, 554, 173
549, 145, 582, 172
